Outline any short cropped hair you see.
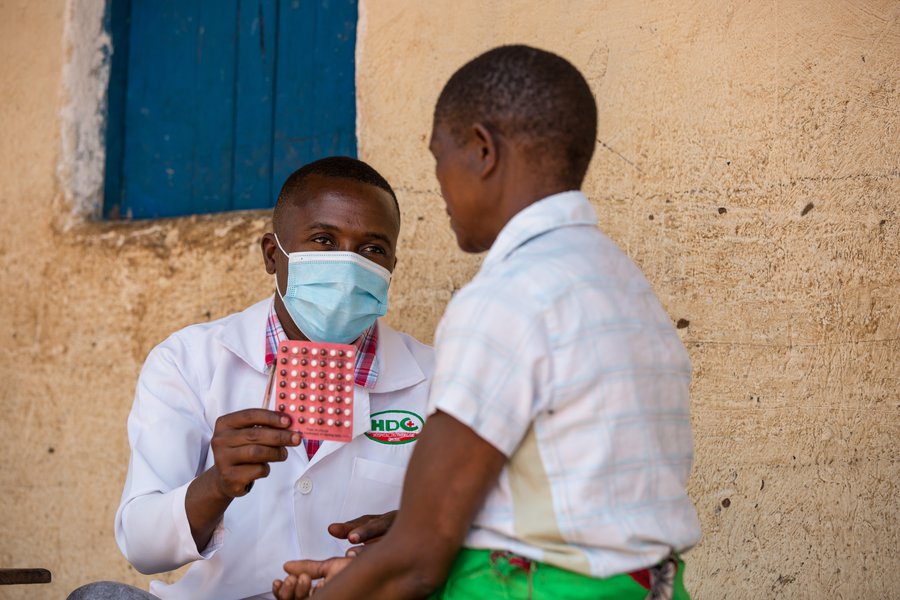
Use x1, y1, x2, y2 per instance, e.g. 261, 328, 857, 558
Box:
273, 156, 399, 233
434, 45, 597, 188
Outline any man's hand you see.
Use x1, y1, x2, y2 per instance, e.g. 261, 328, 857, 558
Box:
186, 409, 301, 550
209, 409, 301, 498
267, 412, 507, 600
272, 557, 352, 600
328, 511, 397, 556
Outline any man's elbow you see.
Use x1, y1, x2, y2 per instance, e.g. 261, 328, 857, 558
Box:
390, 542, 457, 598
393, 567, 446, 599
116, 521, 186, 575
128, 558, 166, 576
119, 538, 179, 575
116, 492, 199, 575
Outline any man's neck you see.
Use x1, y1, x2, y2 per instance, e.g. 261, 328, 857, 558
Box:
495, 146, 576, 233
273, 298, 310, 342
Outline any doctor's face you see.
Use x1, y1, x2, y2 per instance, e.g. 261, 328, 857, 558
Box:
262, 174, 400, 294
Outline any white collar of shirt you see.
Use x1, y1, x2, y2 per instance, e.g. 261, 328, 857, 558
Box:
217, 297, 426, 394
482, 190, 598, 269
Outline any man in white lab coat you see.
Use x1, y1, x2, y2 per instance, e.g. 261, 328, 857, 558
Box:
69, 157, 433, 600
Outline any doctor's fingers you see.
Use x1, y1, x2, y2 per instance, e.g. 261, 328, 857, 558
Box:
329, 510, 397, 544
273, 574, 313, 600
217, 443, 291, 467
347, 510, 396, 544
345, 541, 376, 557
213, 423, 301, 450
284, 558, 351, 582
216, 463, 272, 497
216, 408, 292, 431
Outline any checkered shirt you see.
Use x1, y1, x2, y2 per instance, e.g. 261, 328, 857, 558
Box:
428, 191, 702, 578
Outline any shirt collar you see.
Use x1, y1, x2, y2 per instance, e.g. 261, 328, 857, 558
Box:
482, 190, 597, 268
264, 298, 380, 390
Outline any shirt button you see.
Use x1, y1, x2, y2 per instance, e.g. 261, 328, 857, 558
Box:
296, 477, 313, 495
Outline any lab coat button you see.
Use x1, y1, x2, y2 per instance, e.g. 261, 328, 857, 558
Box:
297, 477, 313, 495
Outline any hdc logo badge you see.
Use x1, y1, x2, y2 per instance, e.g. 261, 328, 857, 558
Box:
365, 410, 424, 444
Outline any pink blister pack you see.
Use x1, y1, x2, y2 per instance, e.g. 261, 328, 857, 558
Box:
271, 340, 355, 442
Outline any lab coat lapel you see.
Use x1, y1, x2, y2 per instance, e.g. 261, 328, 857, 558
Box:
218, 297, 271, 374
371, 323, 426, 394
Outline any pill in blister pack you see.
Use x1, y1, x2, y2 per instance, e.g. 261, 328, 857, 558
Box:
271, 340, 355, 442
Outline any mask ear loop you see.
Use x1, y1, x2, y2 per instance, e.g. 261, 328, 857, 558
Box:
274, 275, 288, 302
273, 232, 290, 257
272, 233, 289, 298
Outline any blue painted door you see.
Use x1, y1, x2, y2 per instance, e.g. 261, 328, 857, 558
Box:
104, 0, 358, 220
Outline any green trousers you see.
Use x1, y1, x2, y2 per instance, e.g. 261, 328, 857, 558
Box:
430, 548, 690, 599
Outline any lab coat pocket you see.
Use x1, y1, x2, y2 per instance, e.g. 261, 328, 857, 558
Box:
337, 457, 405, 522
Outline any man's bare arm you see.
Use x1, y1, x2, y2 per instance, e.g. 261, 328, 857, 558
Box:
274, 411, 506, 599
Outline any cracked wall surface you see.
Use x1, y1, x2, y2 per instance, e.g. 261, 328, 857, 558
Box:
0, 0, 897, 598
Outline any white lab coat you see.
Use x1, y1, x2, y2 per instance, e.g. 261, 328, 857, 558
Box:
115, 298, 434, 600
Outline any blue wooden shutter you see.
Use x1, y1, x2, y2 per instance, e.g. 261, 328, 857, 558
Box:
103, 0, 358, 220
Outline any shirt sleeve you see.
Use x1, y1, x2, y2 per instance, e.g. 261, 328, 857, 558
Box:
428, 281, 551, 457
114, 338, 224, 574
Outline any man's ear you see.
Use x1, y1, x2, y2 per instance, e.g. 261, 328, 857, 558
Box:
471, 123, 499, 179
261, 233, 278, 275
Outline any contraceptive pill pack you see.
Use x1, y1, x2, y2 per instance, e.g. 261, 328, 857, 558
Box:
272, 340, 355, 442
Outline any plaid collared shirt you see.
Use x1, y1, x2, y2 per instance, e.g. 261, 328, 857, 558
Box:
265, 299, 379, 458
428, 191, 701, 577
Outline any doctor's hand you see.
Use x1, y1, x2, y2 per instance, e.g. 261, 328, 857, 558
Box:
328, 510, 397, 556
273, 557, 352, 600
210, 408, 301, 498
186, 409, 301, 552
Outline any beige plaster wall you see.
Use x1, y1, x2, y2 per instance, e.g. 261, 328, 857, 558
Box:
0, 0, 897, 598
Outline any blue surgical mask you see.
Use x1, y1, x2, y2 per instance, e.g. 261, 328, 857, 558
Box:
274, 234, 391, 344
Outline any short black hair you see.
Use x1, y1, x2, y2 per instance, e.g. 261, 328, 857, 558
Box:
434, 45, 597, 188
273, 156, 399, 234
